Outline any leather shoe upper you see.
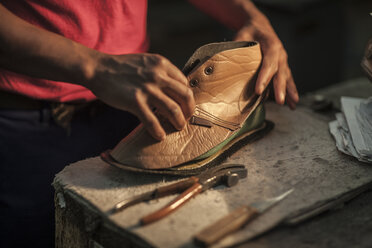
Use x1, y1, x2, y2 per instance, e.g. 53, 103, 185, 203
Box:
110, 41, 264, 169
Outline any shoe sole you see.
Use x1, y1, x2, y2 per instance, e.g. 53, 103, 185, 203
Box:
101, 120, 274, 176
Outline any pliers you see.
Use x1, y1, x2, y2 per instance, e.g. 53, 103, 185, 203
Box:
109, 163, 247, 225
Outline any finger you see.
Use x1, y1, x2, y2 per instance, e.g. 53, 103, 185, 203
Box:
134, 92, 166, 140
234, 26, 254, 41
161, 76, 195, 120
286, 95, 297, 110
286, 70, 299, 104
163, 59, 188, 86
255, 50, 279, 95
146, 84, 186, 131
272, 67, 286, 105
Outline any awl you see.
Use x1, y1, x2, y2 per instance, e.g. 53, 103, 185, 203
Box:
194, 189, 294, 247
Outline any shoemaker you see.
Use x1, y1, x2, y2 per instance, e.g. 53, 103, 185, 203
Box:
0, 0, 299, 247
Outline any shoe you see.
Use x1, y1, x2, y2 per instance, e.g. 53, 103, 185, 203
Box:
101, 41, 274, 175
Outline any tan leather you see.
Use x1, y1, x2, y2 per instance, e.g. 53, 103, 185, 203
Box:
110, 41, 263, 169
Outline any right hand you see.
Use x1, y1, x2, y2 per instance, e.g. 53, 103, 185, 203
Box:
86, 53, 195, 141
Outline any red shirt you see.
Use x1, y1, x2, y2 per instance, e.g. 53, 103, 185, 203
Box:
0, 0, 148, 102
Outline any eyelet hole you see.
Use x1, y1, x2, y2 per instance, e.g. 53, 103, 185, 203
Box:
189, 79, 198, 87
204, 66, 213, 75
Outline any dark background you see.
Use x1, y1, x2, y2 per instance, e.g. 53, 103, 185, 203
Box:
147, 0, 372, 94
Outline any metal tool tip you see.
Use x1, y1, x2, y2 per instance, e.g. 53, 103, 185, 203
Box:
251, 188, 294, 212
276, 188, 294, 201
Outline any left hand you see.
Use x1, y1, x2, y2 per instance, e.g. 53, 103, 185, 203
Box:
234, 14, 299, 110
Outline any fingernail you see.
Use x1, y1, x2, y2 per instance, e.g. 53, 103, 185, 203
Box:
156, 131, 166, 140
295, 93, 300, 102
279, 92, 285, 104
176, 124, 184, 131
175, 118, 186, 130
180, 122, 186, 130
258, 88, 263, 95
256, 85, 264, 95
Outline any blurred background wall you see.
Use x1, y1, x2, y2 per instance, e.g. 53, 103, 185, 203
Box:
147, 0, 372, 94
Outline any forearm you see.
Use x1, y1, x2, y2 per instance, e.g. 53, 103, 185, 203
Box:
188, 0, 266, 31
0, 4, 196, 139
0, 4, 99, 86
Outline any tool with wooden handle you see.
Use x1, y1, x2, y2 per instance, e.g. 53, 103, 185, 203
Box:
194, 189, 294, 247
108, 163, 248, 226
110, 177, 198, 214
141, 182, 204, 224
140, 166, 247, 225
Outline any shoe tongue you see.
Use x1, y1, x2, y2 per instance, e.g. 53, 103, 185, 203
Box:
182, 41, 257, 76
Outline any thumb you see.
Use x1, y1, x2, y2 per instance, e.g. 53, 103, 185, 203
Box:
234, 26, 254, 41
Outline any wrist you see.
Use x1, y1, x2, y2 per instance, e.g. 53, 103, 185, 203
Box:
79, 48, 106, 89
235, 0, 270, 29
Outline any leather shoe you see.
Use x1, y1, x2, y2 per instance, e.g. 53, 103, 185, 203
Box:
102, 41, 273, 175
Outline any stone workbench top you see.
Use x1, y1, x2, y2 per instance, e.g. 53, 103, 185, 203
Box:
54, 80, 372, 248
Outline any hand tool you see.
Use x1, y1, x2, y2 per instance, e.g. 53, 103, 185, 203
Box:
109, 164, 248, 225
194, 189, 294, 247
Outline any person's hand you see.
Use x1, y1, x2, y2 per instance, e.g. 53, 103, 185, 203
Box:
0, 3, 195, 139
86, 53, 195, 140
234, 14, 299, 110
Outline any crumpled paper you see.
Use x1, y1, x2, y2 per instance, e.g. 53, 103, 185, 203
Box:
329, 96, 372, 163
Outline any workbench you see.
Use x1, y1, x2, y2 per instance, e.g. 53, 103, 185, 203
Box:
53, 77, 372, 248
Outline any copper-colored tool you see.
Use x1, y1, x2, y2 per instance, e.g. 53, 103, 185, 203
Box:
194, 189, 294, 247
109, 164, 248, 225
